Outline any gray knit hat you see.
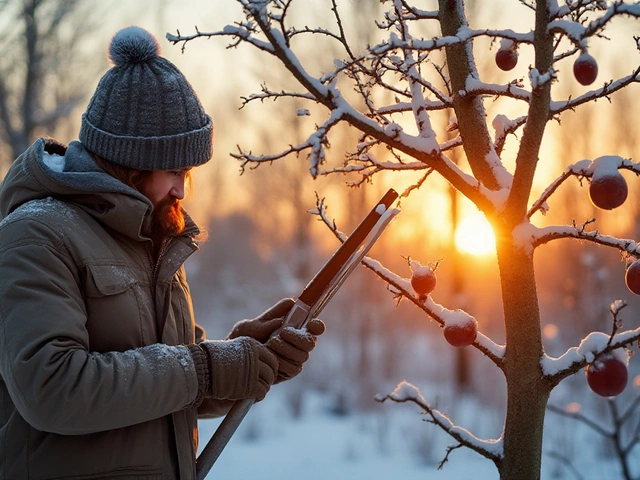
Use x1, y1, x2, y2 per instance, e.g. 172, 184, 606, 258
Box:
79, 26, 213, 171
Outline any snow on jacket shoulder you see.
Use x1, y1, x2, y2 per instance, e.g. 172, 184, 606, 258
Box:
0, 138, 202, 480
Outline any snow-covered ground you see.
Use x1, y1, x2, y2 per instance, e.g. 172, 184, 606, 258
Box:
198, 389, 498, 480
197, 379, 640, 480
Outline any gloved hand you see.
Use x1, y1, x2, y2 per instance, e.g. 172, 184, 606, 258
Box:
186, 337, 278, 403
267, 317, 326, 383
227, 298, 295, 342
227, 298, 326, 382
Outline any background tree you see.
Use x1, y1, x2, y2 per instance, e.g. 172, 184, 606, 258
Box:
548, 391, 640, 480
0, 0, 103, 166
169, 1, 640, 479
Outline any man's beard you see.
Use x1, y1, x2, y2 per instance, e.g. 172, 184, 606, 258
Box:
148, 197, 186, 242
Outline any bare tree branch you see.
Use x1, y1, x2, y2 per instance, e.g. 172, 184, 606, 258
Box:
542, 315, 640, 387
312, 194, 506, 368
548, 392, 640, 480
375, 382, 503, 467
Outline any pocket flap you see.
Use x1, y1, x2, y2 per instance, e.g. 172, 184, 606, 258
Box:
86, 264, 138, 297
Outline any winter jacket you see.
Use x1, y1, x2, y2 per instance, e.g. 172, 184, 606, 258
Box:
0, 138, 207, 479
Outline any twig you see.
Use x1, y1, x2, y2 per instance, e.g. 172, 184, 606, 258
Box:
545, 451, 586, 480
312, 194, 506, 368
375, 386, 503, 467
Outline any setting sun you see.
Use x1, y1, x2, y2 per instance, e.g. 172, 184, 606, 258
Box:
454, 213, 496, 256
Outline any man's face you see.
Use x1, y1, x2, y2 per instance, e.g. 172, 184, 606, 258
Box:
140, 169, 191, 238
142, 169, 190, 206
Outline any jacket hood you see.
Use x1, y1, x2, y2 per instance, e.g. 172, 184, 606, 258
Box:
0, 138, 163, 240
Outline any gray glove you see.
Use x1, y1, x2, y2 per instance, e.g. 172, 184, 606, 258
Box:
228, 298, 326, 382
267, 317, 325, 383
187, 337, 278, 404
227, 298, 295, 342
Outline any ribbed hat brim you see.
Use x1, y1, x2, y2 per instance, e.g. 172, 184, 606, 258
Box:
80, 114, 214, 171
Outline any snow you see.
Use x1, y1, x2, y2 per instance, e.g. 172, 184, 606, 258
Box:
375, 203, 387, 215
606, 347, 630, 366
197, 389, 501, 480
568, 158, 592, 174
0, 197, 80, 229
197, 377, 640, 480
499, 38, 514, 51
491, 114, 512, 138
529, 68, 555, 90
547, 19, 586, 45
441, 308, 477, 329
409, 259, 432, 276
541, 330, 635, 375
388, 380, 426, 403
587, 154, 625, 180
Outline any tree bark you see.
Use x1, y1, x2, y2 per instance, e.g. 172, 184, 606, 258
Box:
496, 240, 551, 480
438, 0, 501, 191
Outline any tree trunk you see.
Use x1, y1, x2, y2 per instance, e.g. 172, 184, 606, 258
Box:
496, 240, 551, 480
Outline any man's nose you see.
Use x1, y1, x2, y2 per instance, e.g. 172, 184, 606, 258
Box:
170, 181, 185, 200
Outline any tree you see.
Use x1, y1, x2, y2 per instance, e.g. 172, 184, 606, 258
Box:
548, 391, 640, 480
168, 1, 640, 479
0, 0, 102, 165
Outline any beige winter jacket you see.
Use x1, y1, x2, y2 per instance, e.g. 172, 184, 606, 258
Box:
0, 138, 208, 479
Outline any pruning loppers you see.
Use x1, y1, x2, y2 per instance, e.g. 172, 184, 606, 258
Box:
196, 188, 400, 480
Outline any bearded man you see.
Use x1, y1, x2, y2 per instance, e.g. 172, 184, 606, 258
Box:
0, 26, 324, 480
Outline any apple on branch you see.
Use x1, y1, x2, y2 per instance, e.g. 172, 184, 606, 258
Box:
409, 259, 438, 301
585, 351, 629, 397
573, 52, 598, 86
625, 259, 640, 295
443, 310, 478, 348
495, 38, 518, 71
587, 156, 628, 210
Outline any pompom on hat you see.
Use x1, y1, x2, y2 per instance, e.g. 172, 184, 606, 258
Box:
79, 26, 213, 171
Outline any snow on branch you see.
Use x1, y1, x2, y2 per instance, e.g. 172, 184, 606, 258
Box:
233, 108, 343, 177
528, 156, 640, 219
390, 0, 438, 143
375, 381, 503, 468
582, 2, 640, 39
322, 152, 432, 187
465, 77, 531, 103
548, 1, 640, 49
492, 114, 527, 156
514, 218, 640, 257
321, 133, 463, 187
541, 300, 640, 385
311, 194, 506, 367
166, 24, 274, 54
238, 83, 317, 107
168, 0, 517, 212
368, 25, 534, 55
391, 1, 439, 21
550, 67, 640, 116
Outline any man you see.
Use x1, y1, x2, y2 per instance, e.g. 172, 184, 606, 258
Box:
0, 26, 324, 479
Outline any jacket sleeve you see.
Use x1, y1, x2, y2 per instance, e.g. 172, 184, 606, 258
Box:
0, 219, 200, 435
197, 398, 234, 418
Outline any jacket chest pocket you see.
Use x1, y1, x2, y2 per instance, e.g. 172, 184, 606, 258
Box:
83, 264, 156, 352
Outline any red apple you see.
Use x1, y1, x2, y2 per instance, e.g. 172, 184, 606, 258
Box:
444, 321, 477, 348
573, 53, 598, 86
588, 172, 628, 210
625, 260, 640, 295
410, 261, 437, 297
586, 354, 628, 397
496, 48, 517, 71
